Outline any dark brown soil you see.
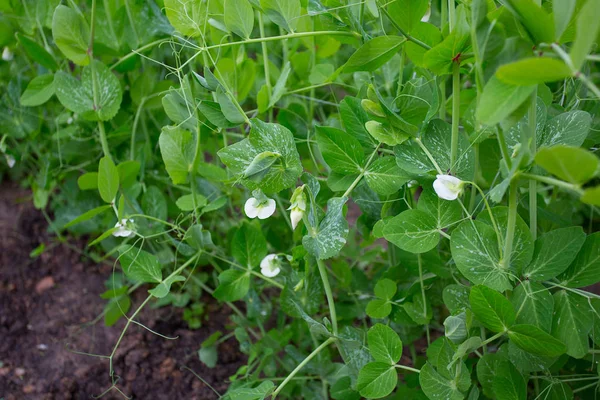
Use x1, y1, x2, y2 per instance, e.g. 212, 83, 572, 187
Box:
0, 184, 245, 399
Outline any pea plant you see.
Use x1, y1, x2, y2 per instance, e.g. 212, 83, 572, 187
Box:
3, 0, 600, 398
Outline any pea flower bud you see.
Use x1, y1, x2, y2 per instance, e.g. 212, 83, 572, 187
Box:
288, 185, 306, 230
433, 175, 466, 201
260, 254, 281, 278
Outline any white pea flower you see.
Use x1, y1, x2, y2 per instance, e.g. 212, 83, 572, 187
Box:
288, 185, 306, 230
260, 254, 281, 278
2, 47, 13, 61
244, 197, 276, 219
113, 218, 135, 238
433, 175, 466, 201
5, 154, 15, 168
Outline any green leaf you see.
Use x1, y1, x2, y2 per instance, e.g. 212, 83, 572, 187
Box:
511, 281, 553, 332
478, 206, 534, 275
366, 299, 391, 319
54, 61, 122, 121
541, 110, 591, 149
394, 119, 475, 180
375, 278, 397, 300
269, 61, 291, 108
387, 0, 428, 33
451, 220, 511, 292
231, 222, 267, 268
503, 0, 555, 43
364, 157, 410, 196
422, 30, 470, 75
142, 186, 167, 221
64, 205, 112, 228
554, 0, 576, 39
496, 58, 571, 85
51, 5, 89, 65
118, 246, 163, 283
104, 295, 131, 327
260, 0, 301, 33
77, 172, 98, 191
217, 86, 246, 124
302, 197, 349, 260
164, 0, 206, 37
225, 380, 275, 400
523, 227, 586, 281
444, 313, 468, 343
569, 0, 600, 70
417, 187, 462, 230
98, 156, 119, 203
383, 209, 440, 254
508, 324, 566, 357
559, 232, 600, 288
199, 101, 237, 128
535, 145, 598, 184
366, 279, 396, 319
213, 269, 251, 302
551, 290, 592, 358
20, 74, 55, 107
340, 97, 377, 149
368, 323, 402, 364
224, 0, 254, 39
175, 193, 208, 211
492, 360, 527, 400
218, 119, 302, 194
162, 83, 198, 131
419, 362, 465, 400
477, 76, 536, 125
343, 36, 406, 73
16, 33, 58, 71
149, 275, 186, 298
356, 362, 397, 399
316, 126, 365, 175
470, 285, 516, 333
159, 126, 195, 185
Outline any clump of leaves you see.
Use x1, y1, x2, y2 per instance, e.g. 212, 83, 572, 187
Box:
3, 0, 600, 399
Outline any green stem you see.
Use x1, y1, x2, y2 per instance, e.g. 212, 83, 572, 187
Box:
317, 259, 338, 336
496, 126, 512, 170
271, 337, 336, 399
450, 62, 460, 173
381, 8, 431, 50
448, 0, 456, 32
480, 331, 505, 347
110, 39, 168, 70
417, 254, 430, 346
502, 180, 518, 269
528, 92, 538, 240
415, 138, 443, 174
520, 172, 583, 194
341, 144, 381, 198
108, 253, 202, 375
98, 121, 111, 160
394, 364, 421, 373
572, 381, 599, 394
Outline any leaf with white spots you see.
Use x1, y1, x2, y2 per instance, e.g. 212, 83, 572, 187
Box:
383, 209, 440, 254
302, 197, 349, 260
451, 220, 512, 292
394, 119, 475, 180
218, 119, 303, 194
365, 157, 410, 195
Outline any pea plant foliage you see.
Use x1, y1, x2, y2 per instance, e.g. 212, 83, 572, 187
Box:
4, 0, 600, 398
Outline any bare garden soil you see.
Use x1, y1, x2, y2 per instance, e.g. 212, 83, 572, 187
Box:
0, 183, 246, 399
